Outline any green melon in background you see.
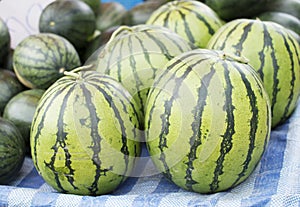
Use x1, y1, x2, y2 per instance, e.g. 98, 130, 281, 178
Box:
145, 49, 271, 194
95, 2, 127, 32
146, 0, 223, 48
0, 117, 26, 184
207, 19, 300, 128
13, 33, 81, 89
31, 68, 141, 195
0, 17, 10, 69
94, 24, 194, 124
0, 70, 24, 116
205, 0, 280, 21
39, 0, 96, 50
257, 11, 300, 35
3, 89, 45, 154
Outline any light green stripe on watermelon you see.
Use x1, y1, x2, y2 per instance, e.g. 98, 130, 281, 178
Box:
207, 19, 300, 128
145, 49, 271, 193
31, 70, 140, 195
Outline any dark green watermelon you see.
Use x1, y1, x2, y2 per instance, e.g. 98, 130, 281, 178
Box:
39, 0, 96, 49
3, 89, 45, 154
0, 17, 10, 68
0, 70, 24, 115
0, 117, 26, 184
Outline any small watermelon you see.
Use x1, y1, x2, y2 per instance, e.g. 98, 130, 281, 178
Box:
145, 49, 271, 193
13, 33, 81, 89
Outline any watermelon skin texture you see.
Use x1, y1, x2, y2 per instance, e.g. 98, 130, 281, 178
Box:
145, 49, 271, 194
146, 0, 223, 48
95, 24, 194, 123
30, 70, 141, 195
207, 19, 300, 128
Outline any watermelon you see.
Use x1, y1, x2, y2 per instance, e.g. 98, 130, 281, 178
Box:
265, 0, 300, 19
3, 89, 45, 154
145, 49, 271, 194
123, 1, 165, 26
257, 12, 300, 35
205, 0, 280, 21
0, 17, 10, 68
0, 70, 24, 115
0, 117, 26, 184
30, 67, 141, 195
13, 33, 81, 89
146, 0, 223, 48
207, 19, 300, 128
39, 0, 96, 49
95, 2, 127, 32
94, 24, 194, 124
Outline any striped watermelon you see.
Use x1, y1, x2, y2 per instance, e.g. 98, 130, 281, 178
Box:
146, 0, 223, 48
0, 117, 26, 184
145, 49, 271, 194
207, 19, 300, 128
30, 67, 141, 195
13, 33, 81, 89
94, 24, 194, 123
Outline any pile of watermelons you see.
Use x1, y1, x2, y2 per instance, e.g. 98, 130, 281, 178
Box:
0, 0, 299, 195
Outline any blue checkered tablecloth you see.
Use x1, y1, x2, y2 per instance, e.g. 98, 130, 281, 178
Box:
1, 100, 300, 207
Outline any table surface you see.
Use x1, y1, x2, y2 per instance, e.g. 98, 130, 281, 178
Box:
0, 99, 300, 207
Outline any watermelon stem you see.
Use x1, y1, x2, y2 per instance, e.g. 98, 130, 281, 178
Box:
63, 64, 94, 79
221, 52, 249, 64
106, 25, 133, 46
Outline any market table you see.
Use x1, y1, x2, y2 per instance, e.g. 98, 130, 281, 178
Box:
0, 99, 299, 207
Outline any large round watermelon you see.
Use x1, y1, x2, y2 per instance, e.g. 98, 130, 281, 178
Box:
207, 19, 300, 128
145, 49, 271, 194
31, 68, 141, 195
